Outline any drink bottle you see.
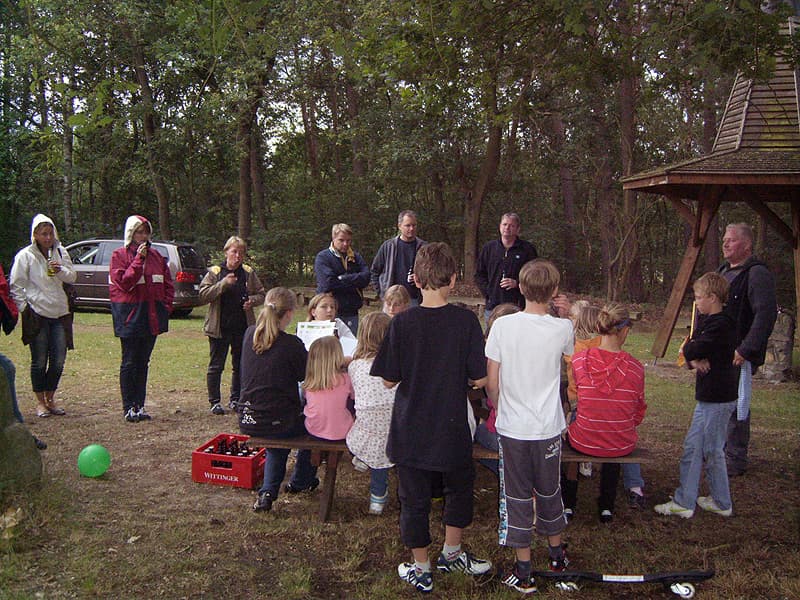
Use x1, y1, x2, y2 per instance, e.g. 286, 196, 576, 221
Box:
46, 248, 56, 276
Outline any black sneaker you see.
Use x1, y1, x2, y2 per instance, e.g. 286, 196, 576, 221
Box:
549, 548, 569, 572
501, 567, 537, 594
210, 403, 225, 415
436, 550, 491, 575
227, 400, 238, 411
34, 436, 47, 450
564, 507, 574, 522
628, 491, 646, 509
137, 407, 152, 421
124, 407, 139, 423
284, 478, 320, 494
397, 563, 433, 593
253, 491, 273, 512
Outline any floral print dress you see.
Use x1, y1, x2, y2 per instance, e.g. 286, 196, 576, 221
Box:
345, 358, 395, 469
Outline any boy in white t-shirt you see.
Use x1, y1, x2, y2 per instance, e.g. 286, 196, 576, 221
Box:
486, 259, 574, 594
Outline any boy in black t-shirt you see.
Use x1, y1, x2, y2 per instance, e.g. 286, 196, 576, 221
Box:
371, 242, 490, 593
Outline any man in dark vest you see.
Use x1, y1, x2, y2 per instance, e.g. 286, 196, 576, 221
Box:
718, 222, 777, 477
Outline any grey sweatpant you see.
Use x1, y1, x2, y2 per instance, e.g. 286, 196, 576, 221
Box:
498, 434, 566, 548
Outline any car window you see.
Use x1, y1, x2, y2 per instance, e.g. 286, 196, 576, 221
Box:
69, 243, 100, 265
178, 246, 206, 269
152, 244, 170, 260
99, 241, 124, 266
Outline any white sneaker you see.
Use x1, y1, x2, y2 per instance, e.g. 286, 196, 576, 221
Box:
579, 462, 593, 477
654, 499, 694, 518
369, 492, 387, 515
697, 496, 732, 517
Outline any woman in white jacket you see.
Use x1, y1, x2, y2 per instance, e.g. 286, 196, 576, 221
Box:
10, 214, 76, 417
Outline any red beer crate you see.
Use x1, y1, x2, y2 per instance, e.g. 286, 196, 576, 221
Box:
191, 433, 266, 489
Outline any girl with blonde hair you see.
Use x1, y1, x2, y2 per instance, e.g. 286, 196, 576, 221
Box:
239, 287, 318, 513
303, 335, 354, 441
345, 311, 395, 514
565, 304, 646, 523
307, 292, 356, 341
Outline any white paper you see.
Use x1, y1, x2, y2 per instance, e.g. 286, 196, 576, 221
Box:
296, 320, 336, 350
339, 335, 357, 357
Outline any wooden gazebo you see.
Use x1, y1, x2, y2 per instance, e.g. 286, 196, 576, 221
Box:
622, 16, 800, 358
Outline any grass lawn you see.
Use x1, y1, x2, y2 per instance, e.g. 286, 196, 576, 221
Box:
1, 306, 798, 599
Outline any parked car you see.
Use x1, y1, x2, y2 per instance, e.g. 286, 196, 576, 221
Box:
64, 238, 207, 316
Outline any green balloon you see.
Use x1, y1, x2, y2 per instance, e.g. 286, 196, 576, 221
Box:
77, 444, 111, 478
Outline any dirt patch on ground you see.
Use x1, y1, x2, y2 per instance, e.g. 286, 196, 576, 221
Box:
2, 310, 798, 599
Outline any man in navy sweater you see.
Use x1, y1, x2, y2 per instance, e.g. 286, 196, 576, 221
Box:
314, 223, 370, 335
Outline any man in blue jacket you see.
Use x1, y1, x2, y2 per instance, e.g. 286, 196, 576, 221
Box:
314, 223, 370, 334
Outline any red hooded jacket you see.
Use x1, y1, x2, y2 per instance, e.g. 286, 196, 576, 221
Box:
568, 347, 646, 457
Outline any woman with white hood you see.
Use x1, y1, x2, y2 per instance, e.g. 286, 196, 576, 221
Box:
10, 214, 77, 418
109, 215, 174, 422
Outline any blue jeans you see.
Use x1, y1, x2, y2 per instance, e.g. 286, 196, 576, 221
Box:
340, 314, 358, 336
370, 467, 390, 498
120, 335, 157, 413
674, 401, 736, 511
29, 317, 66, 392
259, 422, 318, 497
474, 421, 499, 476
623, 463, 644, 490
0, 352, 23, 423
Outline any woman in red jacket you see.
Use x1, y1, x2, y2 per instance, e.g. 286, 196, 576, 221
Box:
565, 304, 646, 523
109, 216, 173, 422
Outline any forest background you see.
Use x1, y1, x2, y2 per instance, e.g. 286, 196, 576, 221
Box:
1, 0, 798, 309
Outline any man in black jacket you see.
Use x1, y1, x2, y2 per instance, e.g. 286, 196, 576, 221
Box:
718, 223, 777, 477
474, 213, 538, 320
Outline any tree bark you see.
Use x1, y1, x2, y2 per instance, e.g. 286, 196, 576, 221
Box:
702, 90, 720, 272
127, 30, 171, 239
250, 127, 267, 232
463, 88, 503, 284
549, 112, 577, 290
62, 92, 73, 234
617, 3, 644, 301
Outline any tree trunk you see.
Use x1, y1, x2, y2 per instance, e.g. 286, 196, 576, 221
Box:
617, 3, 644, 301
300, 97, 320, 179
463, 110, 503, 284
549, 112, 577, 290
127, 31, 171, 239
250, 127, 267, 231
237, 115, 253, 243
345, 80, 366, 179
702, 92, 720, 272
62, 92, 73, 234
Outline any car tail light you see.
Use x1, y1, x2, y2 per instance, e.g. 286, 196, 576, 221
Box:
176, 271, 197, 283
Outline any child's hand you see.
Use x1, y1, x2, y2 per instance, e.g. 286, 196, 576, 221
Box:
689, 358, 710, 374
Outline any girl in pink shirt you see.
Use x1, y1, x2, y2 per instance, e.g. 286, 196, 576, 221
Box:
303, 336, 354, 440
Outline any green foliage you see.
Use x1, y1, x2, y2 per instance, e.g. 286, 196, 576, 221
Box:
0, 1, 795, 304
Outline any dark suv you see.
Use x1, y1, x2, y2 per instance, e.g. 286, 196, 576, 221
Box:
65, 239, 207, 316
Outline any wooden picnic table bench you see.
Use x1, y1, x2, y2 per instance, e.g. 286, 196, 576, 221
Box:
246, 434, 651, 522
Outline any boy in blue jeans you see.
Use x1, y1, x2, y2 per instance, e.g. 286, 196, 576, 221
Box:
655, 272, 738, 518
486, 259, 573, 594
371, 242, 490, 594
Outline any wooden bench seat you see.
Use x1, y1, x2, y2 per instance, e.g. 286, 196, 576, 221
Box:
247, 434, 651, 522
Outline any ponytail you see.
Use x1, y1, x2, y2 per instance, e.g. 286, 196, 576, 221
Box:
252, 287, 296, 354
